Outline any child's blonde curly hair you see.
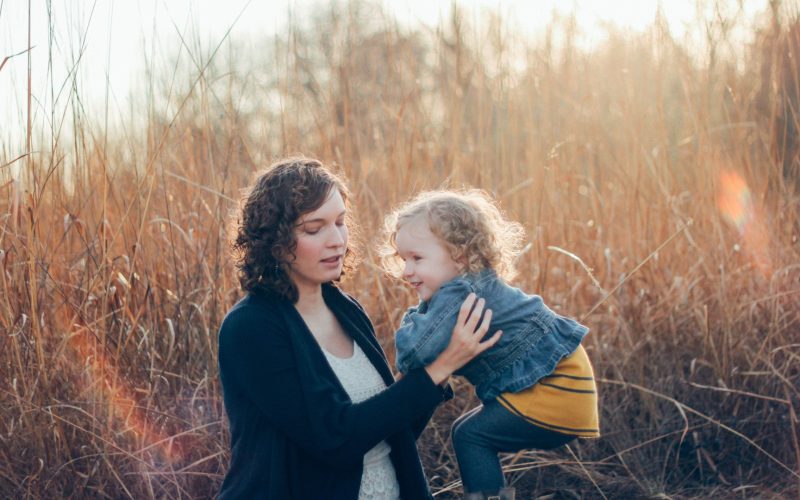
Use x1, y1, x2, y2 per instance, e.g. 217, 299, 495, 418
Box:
381, 189, 526, 282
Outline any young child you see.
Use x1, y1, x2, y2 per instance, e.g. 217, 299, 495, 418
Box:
382, 189, 599, 500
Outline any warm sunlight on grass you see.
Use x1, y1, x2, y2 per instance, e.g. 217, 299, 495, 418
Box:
1, 1, 799, 498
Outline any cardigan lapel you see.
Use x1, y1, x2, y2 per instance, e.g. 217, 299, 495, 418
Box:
322, 285, 396, 387
273, 292, 360, 408
273, 284, 396, 390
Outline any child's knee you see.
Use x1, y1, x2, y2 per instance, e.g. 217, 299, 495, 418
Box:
450, 418, 464, 443
451, 418, 469, 446
451, 411, 474, 440
452, 415, 481, 448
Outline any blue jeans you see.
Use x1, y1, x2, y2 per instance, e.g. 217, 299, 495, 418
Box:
451, 400, 576, 493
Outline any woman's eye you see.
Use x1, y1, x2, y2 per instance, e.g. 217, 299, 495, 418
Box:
305, 227, 321, 234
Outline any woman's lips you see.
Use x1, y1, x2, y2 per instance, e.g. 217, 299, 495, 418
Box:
321, 255, 342, 266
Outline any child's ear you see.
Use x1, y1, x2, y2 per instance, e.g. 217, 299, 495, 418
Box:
450, 249, 468, 271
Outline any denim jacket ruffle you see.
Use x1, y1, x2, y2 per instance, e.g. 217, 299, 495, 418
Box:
395, 269, 588, 402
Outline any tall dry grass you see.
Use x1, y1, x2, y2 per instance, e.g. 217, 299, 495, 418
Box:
1, 1, 799, 498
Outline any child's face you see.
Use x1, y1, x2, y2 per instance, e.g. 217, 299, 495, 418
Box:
395, 216, 463, 302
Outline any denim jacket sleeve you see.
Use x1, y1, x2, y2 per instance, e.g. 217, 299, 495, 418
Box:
395, 278, 472, 373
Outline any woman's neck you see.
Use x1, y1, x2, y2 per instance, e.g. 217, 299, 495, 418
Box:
294, 285, 325, 315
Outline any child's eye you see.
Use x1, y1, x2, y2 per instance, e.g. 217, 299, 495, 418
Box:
413, 256, 422, 261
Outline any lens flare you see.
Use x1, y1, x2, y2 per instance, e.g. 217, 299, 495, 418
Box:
717, 170, 771, 275
69, 325, 181, 463
717, 170, 752, 232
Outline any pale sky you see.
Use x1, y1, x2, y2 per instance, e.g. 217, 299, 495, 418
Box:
0, 0, 770, 158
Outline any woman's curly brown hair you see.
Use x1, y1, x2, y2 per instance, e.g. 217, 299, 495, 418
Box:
232, 157, 357, 302
381, 189, 525, 282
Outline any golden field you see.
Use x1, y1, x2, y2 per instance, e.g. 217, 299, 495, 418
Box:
1, 2, 799, 498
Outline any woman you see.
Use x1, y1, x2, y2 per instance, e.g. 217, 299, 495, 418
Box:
217, 157, 500, 499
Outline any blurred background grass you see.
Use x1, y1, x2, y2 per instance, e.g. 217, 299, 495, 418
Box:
1, 0, 799, 498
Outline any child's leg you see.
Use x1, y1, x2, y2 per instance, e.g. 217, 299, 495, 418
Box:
451, 404, 483, 432
451, 400, 575, 493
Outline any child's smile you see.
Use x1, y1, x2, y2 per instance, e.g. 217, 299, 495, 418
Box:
394, 216, 464, 302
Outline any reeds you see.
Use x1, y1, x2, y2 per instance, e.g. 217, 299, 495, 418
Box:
1, 1, 799, 498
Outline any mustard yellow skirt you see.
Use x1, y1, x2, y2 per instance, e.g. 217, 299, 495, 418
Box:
497, 345, 600, 437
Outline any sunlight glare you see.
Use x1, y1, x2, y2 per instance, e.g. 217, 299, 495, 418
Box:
717, 169, 772, 276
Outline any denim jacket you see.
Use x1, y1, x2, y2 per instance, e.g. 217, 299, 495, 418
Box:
395, 269, 589, 402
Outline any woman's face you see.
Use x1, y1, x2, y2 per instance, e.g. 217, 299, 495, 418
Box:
288, 188, 348, 296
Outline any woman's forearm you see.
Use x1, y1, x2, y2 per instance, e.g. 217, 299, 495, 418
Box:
424, 358, 452, 386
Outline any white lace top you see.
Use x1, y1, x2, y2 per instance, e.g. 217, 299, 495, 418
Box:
321, 342, 401, 500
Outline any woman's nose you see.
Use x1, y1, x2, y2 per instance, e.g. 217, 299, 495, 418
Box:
328, 225, 346, 247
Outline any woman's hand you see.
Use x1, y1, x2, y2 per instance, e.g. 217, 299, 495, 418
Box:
424, 293, 502, 385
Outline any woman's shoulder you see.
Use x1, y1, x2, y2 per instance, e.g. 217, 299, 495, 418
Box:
219, 293, 286, 342
227, 292, 283, 318
217, 294, 298, 374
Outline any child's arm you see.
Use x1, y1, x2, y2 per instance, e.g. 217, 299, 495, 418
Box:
395, 279, 473, 374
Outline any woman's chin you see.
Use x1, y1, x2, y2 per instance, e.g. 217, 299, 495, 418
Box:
322, 267, 344, 282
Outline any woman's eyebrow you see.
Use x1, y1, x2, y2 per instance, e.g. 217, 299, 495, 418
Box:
299, 211, 346, 224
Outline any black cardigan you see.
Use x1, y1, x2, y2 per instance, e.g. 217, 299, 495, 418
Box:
217, 283, 452, 499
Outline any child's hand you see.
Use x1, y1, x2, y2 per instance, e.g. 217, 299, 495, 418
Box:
395, 372, 404, 381
424, 293, 502, 385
